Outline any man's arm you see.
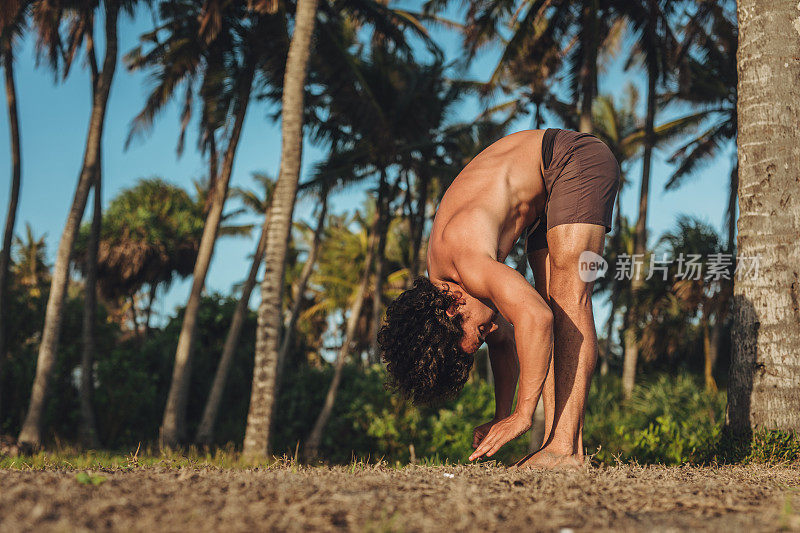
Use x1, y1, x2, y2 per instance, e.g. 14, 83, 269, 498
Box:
485, 314, 519, 420
453, 252, 554, 461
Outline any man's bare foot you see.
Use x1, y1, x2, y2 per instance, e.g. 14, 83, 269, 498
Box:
513, 449, 585, 470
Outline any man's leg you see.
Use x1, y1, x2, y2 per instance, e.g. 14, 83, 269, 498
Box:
528, 246, 555, 448
518, 222, 605, 467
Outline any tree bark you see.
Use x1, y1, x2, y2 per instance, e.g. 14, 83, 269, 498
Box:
242, 0, 320, 460
79, 166, 101, 449
601, 192, 624, 377
143, 282, 157, 335
727, 161, 738, 253
18, 5, 119, 448
195, 202, 274, 446
578, 0, 598, 134
304, 214, 380, 460
727, 0, 800, 433
276, 194, 327, 379
622, 51, 656, 400
600, 302, 614, 377
409, 170, 429, 281
160, 62, 255, 448
368, 172, 389, 363
703, 318, 719, 393
0, 42, 22, 421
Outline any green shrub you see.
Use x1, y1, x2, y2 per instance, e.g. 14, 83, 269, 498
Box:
272, 364, 530, 464
584, 373, 726, 465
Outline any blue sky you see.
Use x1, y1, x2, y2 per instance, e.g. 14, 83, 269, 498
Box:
0, 5, 734, 330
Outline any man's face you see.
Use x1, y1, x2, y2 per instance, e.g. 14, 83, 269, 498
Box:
444, 285, 498, 354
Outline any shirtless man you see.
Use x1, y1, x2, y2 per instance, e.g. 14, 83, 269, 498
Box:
377, 128, 620, 467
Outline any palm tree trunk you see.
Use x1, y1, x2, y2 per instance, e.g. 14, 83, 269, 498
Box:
143, 282, 157, 335
242, 0, 320, 460
622, 57, 656, 400
727, 0, 800, 433
601, 192, 624, 377
18, 5, 119, 447
369, 172, 389, 362
600, 302, 615, 377
304, 215, 380, 460
276, 194, 328, 379
195, 203, 274, 446
0, 43, 22, 420
79, 163, 101, 449
703, 318, 719, 393
160, 61, 256, 448
409, 171, 429, 281
727, 161, 738, 253
578, 0, 598, 134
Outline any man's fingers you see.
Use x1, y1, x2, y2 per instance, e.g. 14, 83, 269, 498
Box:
475, 429, 511, 459
485, 438, 507, 457
470, 432, 498, 460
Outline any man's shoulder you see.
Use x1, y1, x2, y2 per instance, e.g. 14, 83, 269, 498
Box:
439, 208, 497, 246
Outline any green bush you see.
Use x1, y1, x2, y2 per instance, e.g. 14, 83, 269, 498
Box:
585, 373, 726, 465
272, 364, 530, 464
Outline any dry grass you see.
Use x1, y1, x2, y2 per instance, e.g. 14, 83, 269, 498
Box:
1, 463, 799, 532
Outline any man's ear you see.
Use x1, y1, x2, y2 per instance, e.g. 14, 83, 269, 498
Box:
445, 292, 465, 318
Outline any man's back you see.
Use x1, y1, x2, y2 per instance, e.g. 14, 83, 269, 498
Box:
427, 129, 548, 283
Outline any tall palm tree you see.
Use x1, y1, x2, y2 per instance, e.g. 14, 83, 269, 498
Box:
304, 205, 379, 460
276, 189, 328, 377
658, 216, 729, 391
0, 0, 28, 420
242, 0, 433, 459
18, 0, 141, 448
663, 0, 737, 251
126, 0, 286, 447
591, 83, 701, 385
11, 224, 49, 296
434, 0, 625, 133
195, 173, 276, 445
618, 0, 679, 399
243, 0, 321, 460
727, 0, 800, 434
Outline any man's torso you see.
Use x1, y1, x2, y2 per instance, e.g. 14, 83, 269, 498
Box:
426, 129, 548, 285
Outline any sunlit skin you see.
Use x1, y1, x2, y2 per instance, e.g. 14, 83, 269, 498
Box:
425, 130, 606, 468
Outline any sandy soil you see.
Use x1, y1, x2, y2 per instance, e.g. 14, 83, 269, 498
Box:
1, 464, 799, 532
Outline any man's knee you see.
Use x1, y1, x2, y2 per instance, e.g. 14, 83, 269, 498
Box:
531, 302, 554, 335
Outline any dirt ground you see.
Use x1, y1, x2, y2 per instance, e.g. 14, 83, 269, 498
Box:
1, 464, 799, 532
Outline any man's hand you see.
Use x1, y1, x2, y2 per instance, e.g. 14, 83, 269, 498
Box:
468, 412, 531, 461
472, 419, 500, 449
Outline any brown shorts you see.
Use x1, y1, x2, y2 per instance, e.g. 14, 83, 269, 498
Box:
525, 128, 621, 252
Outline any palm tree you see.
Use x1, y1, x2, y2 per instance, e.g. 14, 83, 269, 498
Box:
18, 0, 141, 448
125, 0, 285, 447
727, 0, 800, 434
11, 224, 49, 296
663, 0, 737, 251
276, 189, 328, 378
243, 0, 321, 460
591, 84, 701, 386
242, 0, 434, 459
618, 0, 680, 399
304, 204, 380, 460
0, 0, 28, 418
658, 216, 729, 391
195, 173, 276, 445
435, 0, 626, 133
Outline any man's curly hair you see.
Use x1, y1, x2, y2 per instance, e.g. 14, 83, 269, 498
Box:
377, 276, 474, 405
